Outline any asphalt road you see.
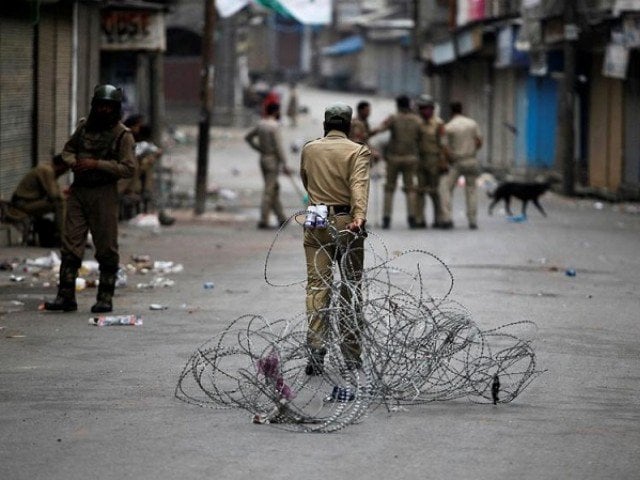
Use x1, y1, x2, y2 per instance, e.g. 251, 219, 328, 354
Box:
1, 86, 639, 480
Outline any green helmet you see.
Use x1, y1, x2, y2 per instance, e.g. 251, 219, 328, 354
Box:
92, 84, 123, 104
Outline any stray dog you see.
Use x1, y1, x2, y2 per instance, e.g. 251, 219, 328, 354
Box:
488, 181, 555, 217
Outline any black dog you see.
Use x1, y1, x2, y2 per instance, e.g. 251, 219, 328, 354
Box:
488, 181, 553, 217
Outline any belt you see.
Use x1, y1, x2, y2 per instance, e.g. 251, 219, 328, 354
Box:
327, 205, 350, 215
312, 204, 350, 215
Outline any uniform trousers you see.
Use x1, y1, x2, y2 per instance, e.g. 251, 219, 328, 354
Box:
260, 155, 286, 224
62, 183, 120, 270
415, 154, 442, 226
303, 213, 365, 364
383, 157, 418, 220
438, 157, 480, 225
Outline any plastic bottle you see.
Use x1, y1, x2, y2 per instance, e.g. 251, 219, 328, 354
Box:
88, 315, 143, 326
315, 204, 328, 228
303, 205, 317, 228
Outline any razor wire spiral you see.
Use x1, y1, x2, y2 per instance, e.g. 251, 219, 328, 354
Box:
176, 212, 544, 433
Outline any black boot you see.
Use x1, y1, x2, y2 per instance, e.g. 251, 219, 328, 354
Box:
91, 268, 117, 313
382, 216, 390, 230
305, 347, 327, 376
44, 257, 79, 312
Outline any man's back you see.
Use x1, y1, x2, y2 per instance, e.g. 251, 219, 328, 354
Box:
386, 111, 422, 158
444, 114, 480, 159
13, 164, 59, 201
301, 130, 370, 216
248, 117, 285, 160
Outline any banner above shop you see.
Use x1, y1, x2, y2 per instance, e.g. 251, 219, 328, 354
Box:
217, 0, 251, 17
254, 0, 331, 25
101, 9, 166, 51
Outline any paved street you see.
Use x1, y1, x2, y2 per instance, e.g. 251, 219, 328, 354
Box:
1, 87, 639, 480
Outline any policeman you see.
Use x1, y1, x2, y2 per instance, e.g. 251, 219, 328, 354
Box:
44, 84, 135, 313
439, 101, 483, 229
9, 154, 69, 244
349, 100, 373, 144
244, 102, 291, 229
371, 95, 423, 229
300, 103, 371, 374
415, 95, 445, 228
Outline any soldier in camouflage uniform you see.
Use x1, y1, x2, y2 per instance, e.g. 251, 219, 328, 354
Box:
415, 95, 445, 228
300, 103, 371, 374
44, 84, 135, 313
371, 95, 423, 229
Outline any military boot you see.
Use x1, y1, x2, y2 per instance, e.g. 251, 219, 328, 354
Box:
305, 347, 327, 376
91, 268, 117, 313
44, 258, 79, 312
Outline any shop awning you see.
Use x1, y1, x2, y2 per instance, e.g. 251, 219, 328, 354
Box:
321, 35, 364, 56
253, 0, 331, 25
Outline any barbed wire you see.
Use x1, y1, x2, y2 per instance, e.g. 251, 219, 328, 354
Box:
176, 211, 545, 432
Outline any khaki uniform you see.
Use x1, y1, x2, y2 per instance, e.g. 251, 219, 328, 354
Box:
349, 116, 372, 144
10, 163, 65, 237
378, 111, 423, 224
61, 119, 135, 271
439, 114, 482, 225
416, 115, 444, 226
300, 130, 370, 364
245, 117, 288, 225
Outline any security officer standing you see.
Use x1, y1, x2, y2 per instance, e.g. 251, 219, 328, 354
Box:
415, 95, 445, 229
300, 103, 371, 374
244, 102, 291, 229
44, 84, 135, 313
371, 95, 423, 229
8, 154, 69, 244
439, 101, 483, 229
349, 100, 373, 144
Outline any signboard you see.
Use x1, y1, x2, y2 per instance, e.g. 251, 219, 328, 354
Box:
101, 9, 166, 51
623, 14, 640, 47
603, 43, 629, 79
456, 0, 486, 27
430, 40, 455, 65
456, 26, 483, 57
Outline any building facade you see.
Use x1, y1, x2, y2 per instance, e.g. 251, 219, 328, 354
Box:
415, 0, 640, 199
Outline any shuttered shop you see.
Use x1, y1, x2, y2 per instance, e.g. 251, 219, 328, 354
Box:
37, 4, 73, 164
0, 16, 34, 200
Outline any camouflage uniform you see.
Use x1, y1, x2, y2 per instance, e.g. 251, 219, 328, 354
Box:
376, 110, 423, 228
300, 103, 371, 372
416, 113, 445, 227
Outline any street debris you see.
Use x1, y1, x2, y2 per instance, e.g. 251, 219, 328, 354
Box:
89, 315, 143, 327
149, 304, 168, 310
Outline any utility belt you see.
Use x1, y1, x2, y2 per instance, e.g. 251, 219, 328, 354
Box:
303, 204, 350, 229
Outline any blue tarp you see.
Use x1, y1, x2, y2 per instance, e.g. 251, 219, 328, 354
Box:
321, 35, 364, 56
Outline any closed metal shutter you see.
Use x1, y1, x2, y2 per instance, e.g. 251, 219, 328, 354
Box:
0, 17, 34, 200
37, 4, 73, 164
